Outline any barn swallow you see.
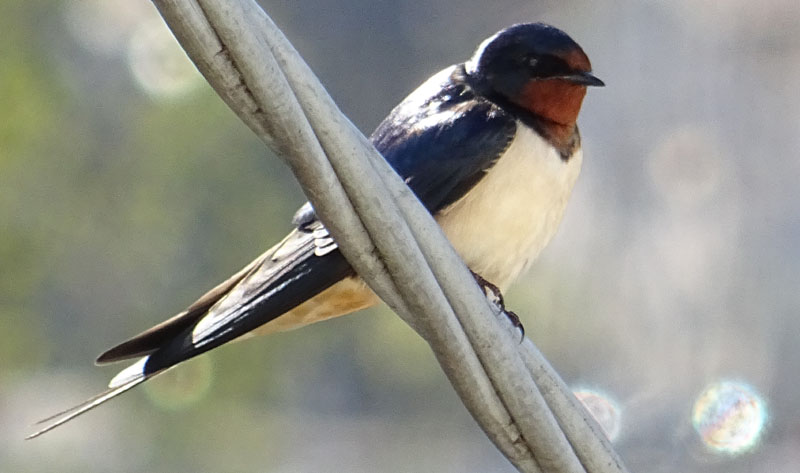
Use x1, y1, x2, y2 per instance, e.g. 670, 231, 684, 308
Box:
29, 22, 602, 438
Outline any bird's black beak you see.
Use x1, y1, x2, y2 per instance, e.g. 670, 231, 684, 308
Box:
563, 71, 605, 87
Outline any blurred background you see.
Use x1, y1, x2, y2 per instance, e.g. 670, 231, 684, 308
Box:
2, 0, 798, 471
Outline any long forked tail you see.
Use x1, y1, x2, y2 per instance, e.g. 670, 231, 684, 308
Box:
27, 228, 357, 439
26, 358, 153, 440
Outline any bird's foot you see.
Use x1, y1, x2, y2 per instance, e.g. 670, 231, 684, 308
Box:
471, 271, 525, 341
503, 310, 525, 341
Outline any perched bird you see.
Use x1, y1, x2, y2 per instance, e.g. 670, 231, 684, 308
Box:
29, 22, 602, 438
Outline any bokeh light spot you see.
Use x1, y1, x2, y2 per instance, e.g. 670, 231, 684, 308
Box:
143, 354, 213, 410
692, 380, 767, 454
63, 0, 153, 55
127, 18, 203, 99
573, 388, 622, 442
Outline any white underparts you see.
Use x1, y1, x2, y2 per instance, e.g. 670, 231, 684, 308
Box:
436, 123, 582, 290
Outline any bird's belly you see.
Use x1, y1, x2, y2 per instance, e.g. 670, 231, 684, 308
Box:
436, 125, 582, 290
248, 277, 379, 336
249, 127, 580, 335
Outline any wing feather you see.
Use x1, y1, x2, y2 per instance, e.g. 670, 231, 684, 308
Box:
31, 63, 517, 437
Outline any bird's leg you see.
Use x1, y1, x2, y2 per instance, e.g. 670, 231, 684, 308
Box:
470, 271, 525, 340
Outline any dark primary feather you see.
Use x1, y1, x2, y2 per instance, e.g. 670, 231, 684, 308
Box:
28, 226, 353, 439
29, 62, 518, 438
99, 227, 353, 371
100, 63, 516, 369
96, 255, 269, 363
144, 227, 353, 374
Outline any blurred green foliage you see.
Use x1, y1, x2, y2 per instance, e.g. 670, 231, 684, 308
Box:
5, 0, 800, 472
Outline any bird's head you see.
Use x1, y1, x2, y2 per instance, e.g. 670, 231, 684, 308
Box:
466, 23, 603, 127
